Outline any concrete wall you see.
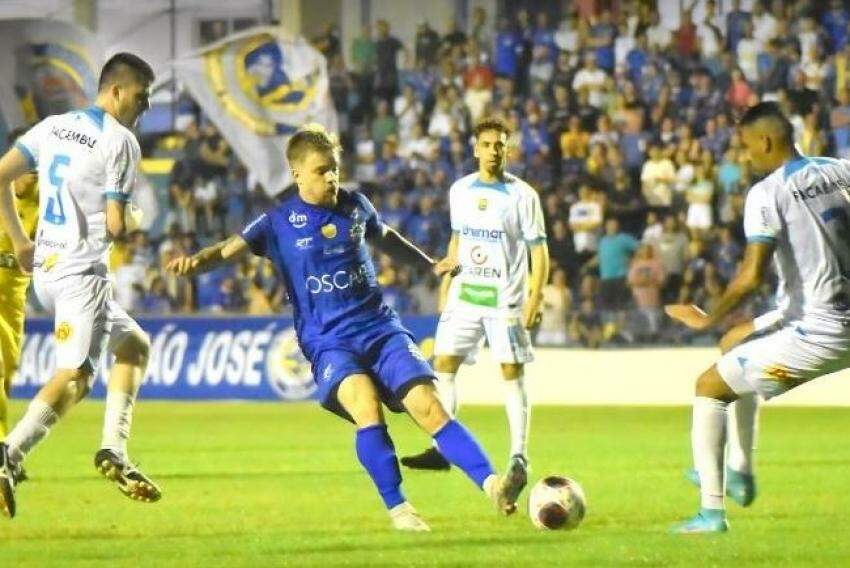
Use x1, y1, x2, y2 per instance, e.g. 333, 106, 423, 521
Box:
455, 348, 850, 407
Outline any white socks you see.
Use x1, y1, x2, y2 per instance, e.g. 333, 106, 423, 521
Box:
434, 372, 458, 417
505, 375, 529, 459
101, 391, 135, 459
434, 369, 529, 461
5, 399, 59, 465
692, 396, 728, 510
727, 393, 759, 474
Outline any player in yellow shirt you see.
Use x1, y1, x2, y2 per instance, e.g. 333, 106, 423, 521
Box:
0, 129, 39, 450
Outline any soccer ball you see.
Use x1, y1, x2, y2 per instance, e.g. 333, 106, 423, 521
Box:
528, 476, 586, 530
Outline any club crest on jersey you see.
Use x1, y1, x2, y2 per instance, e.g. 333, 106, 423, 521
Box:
350, 208, 365, 240
478, 198, 488, 211
765, 365, 791, 381
321, 223, 337, 239
55, 322, 73, 343
470, 246, 488, 265
289, 210, 307, 228
41, 253, 60, 272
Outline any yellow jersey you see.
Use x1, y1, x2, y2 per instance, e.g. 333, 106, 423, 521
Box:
0, 177, 39, 255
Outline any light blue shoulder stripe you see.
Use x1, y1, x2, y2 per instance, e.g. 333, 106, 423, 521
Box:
783, 157, 810, 180
14, 142, 36, 169
80, 106, 106, 131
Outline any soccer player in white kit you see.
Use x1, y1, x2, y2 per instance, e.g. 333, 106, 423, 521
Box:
0, 53, 161, 518
401, 117, 549, 501
667, 102, 850, 533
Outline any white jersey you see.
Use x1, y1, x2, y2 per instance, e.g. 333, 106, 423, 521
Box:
744, 156, 850, 328
445, 172, 546, 315
15, 106, 140, 281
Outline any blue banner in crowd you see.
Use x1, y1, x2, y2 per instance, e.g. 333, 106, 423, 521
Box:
11, 315, 439, 401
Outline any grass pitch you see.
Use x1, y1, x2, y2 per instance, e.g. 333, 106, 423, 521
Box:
1, 402, 849, 566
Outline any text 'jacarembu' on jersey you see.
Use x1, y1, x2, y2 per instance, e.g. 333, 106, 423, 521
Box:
744, 155, 850, 327
15, 106, 140, 281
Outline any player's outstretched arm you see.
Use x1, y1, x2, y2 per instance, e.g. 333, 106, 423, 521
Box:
0, 147, 35, 271
666, 241, 773, 331
166, 235, 251, 277
374, 226, 459, 277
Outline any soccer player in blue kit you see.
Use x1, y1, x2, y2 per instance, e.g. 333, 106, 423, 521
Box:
167, 125, 520, 531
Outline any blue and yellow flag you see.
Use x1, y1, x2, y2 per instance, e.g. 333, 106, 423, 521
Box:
174, 27, 338, 195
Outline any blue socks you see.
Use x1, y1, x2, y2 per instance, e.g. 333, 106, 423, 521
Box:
433, 419, 495, 488
355, 424, 405, 509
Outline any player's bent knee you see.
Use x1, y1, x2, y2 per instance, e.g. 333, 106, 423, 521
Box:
55, 367, 93, 402
336, 374, 384, 427
695, 365, 738, 402
402, 384, 449, 434
347, 398, 383, 427
113, 331, 151, 367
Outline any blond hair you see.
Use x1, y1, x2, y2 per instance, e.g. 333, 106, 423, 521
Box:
286, 123, 341, 165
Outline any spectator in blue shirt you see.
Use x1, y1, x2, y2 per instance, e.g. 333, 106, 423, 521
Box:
712, 225, 742, 284
591, 218, 639, 333
378, 190, 411, 233
822, 0, 850, 52
138, 276, 172, 314
726, 0, 751, 52
589, 9, 617, 72
532, 12, 557, 61
520, 110, 551, 158
494, 18, 523, 78
831, 87, 850, 159
626, 34, 649, 84
405, 195, 444, 253
209, 277, 246, 312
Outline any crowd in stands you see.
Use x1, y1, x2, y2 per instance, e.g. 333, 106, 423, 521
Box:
87, 0, 850, 346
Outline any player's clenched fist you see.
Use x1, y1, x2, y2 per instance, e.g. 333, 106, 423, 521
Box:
14, 239, 35, 273
165, 255, 200, 276
522, 307, 542, 330
433, 256, 461, 278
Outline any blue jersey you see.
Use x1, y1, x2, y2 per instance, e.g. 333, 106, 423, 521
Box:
241, 188, 406, 359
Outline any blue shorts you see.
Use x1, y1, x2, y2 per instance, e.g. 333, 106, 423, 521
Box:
311, 330, 435, 422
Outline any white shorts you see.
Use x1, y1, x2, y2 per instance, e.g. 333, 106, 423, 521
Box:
434, 310, 534, 364
33, 272, 145, 373
717, 319, 850, 400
